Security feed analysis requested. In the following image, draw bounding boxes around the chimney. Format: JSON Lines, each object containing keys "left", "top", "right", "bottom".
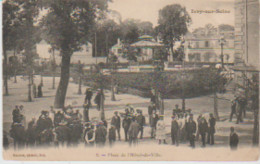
{"left": 117, "top": 38, "right": 121, "bottom": 45}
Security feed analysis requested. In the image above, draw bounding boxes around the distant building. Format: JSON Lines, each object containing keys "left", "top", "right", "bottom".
{"left": 184, "top": 25, "right": 235, "bottom": 63}
{"left": 111, "top": 38, "right": 123, "bottom": 56}
{"left": 36, "top": 40, "right": 102, "bottom": 65}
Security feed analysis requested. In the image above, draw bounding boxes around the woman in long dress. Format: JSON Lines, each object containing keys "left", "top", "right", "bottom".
{"left": 156, "top": 116, "right": 167, "bottom": 144}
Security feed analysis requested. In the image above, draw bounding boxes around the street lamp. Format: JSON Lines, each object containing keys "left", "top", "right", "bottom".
{"left": 181, "top": 35, "right": 186, "bottom": 111}
{"left": 218, "top": 36, "right": 226, "bottom": 68}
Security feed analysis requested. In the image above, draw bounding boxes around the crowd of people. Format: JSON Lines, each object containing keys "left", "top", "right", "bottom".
{"left": 3, "top": 88, "right": 239, "bottom": 151}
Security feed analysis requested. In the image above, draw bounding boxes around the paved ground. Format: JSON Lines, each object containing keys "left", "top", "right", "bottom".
{"left": 2, "top": 75, "right": 255, "bottom": 148}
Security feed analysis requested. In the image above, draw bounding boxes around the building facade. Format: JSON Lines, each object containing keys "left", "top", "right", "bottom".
{"left": 233, "top": 0, "right": 259, "bottom": 87}
{"left": 184, "top": 25, "right": 235, "bottom": 64}
{"left": 36, "top": 40, "right": 95, "bottom": 65}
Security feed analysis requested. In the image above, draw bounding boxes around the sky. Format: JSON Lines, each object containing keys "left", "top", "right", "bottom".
{"left": 108, "top": 0, "right": 235, "bottom": 31}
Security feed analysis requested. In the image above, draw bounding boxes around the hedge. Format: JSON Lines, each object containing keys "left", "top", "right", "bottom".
{"left": 72, "top": 67, "right": 226, "bottom": 99}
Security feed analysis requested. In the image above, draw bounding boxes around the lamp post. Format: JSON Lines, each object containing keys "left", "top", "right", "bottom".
{"left": 180, "top": 35, "right": 186, "bottom": 111}
{"left": 219, "top": 36, "right": 226, "bottom": 68}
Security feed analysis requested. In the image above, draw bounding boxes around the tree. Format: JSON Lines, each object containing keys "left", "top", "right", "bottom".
{"left": 108, "top": 53, "right": 118, "bottom": 101}
{"left": 4, "top": 0, "right": 41, "bottom": 101}
{"left": 137, "top": 21, "right": 154, "bottom": 36}
{"left": 122, "top": 46, "right": 139, "bottom": 62}
{"left": 153, "top": 48, "right": 169, "bottom": 61}
{"left": 156, "top": 4, "right": 191, "bottom": 60}
{"left": 92, "top": 19, "right": 122, "bottom": 58}
{"left": 77, "top": 60, "right": 84, "bottom": 95}
{"left": 40, "top": 0, "right": 109, "bottom": 108}
{"left": 3, "top": 0, "right": 22, "bottom": 95}
{"left": 20, "top": 0, "right": 40, "bottom": 102}
{"left": 121, "top": 19, "right": 140, "bottom": 44}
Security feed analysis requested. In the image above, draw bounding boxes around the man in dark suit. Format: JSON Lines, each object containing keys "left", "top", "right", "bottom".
{"left": 199, "top": 117, "right": 208, "bottom": 147}
{"left": 111, "top": 111, "right": 121, "bottom": 141}
{"left": 186, "top": 114, "right": 196, "bottom": 148}
{"left": 122, "top": 116, "right": 131, "bottom": 141}
{"left": 171, "top": 115, "right": 179, "bottom": 146}
{"left": 229, "top": 127, "right": 239, "bottom": 150}
{"left": 207, "top": 113, "right": 216, "bottom": 145}
{"left": 85, "top": 88, "right": 93, "bottom": 106}
{"left": 148, "top": 102, "right": 156, "bottom": 125}
{"left": 95, "top": 122, "right": 107, "bottom": 147}
{"left": 230, "top": 98, "right": 237, "bottom": 122}
{"left": 136, "top": 110, "right": 145, "bottom": 139}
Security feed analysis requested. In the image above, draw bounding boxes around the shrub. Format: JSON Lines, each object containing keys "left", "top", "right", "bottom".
{"left": 77, "top": 67, "right": 226, "bottom": 98}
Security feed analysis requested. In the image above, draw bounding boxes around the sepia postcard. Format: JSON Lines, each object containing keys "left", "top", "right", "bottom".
{"left": 2, "top": 0, "right": 259, "bottom": 162}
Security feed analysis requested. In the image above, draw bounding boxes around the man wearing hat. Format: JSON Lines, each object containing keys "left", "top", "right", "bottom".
{"left": 95, "top": 121, "right": 107, "bottom": 147}
{"left": 128, "top": 118, "right": 139, "bottom": 146}
{"left": 230, "top": 98, "right": 238, "bottom": 122}
{"left": 199, "top": 117, "right": 208, "bottom": 147}
{"left": 85, "top": 88, "right": 93, "bottom": 106}
{"left": 111, "top": 111, "right": 121, "bottom": 140}
{"left": 122, "top": 115, "right": 131, "bottom": 141}
{"left": 207, "top": 113, "right": 216, "bottom": 145}
{"left": 108, "top": 124, "right": 116, "bottom": 147}
{"left": 186, "top": 114, "right": 196, "bottom": 148}
{"left": 12, "top": 105, "right": 22, "bottom": 124}
{"left": 171, "top": 115, "right": 179, "bottom": 146}
{"left": 229, "top": 126, "right": 239, "bottom": 150}
{"left": 136, "top": 110, "right": 145, "bottom": 139}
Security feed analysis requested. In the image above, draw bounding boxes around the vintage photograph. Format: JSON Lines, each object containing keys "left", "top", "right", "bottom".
{"left": 2, "top": 0, "right": 259, "bottom": 161}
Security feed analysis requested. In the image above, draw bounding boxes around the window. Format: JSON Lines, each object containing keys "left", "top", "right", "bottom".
{"left": 118, "top": 48, "right": 122, "bottom": 53}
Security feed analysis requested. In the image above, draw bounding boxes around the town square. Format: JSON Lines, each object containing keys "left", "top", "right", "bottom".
{"left": 2, "top": 0, "right": 259, "bottom": 161}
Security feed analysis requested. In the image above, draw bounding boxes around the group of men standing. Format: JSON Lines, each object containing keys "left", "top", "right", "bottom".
{"left": 167, "top": 105, "right": 216, "bottom": 148}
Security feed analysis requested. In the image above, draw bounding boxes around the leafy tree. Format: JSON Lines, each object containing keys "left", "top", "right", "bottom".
{"left": 93, "top": 19, "right": 122, "bottom": 57}
{"left": 137, "top": 21, "right": 154, "bottom": 36}
{"left": 156, "top": 4, "right": 191, "bottom": 60}
{"left": 3, "top": 0, "right": 40, "bottom": 100}
{"left": 3, "top": 0, "right": 23, "bottom": 95}
{"left": 153, "top": 48, "right": 169, "bottom": 61}
{"left": 121, "top": 19, "right": 140, "bottom": 44}
{"left": 122, "top": 45, "right": 139, "bottom": 62}
{"left": 40, "top": 0, "right": 109, "bottom": 108}
{"left": 20, "top": 0, "right": 41, "bottom": 102}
